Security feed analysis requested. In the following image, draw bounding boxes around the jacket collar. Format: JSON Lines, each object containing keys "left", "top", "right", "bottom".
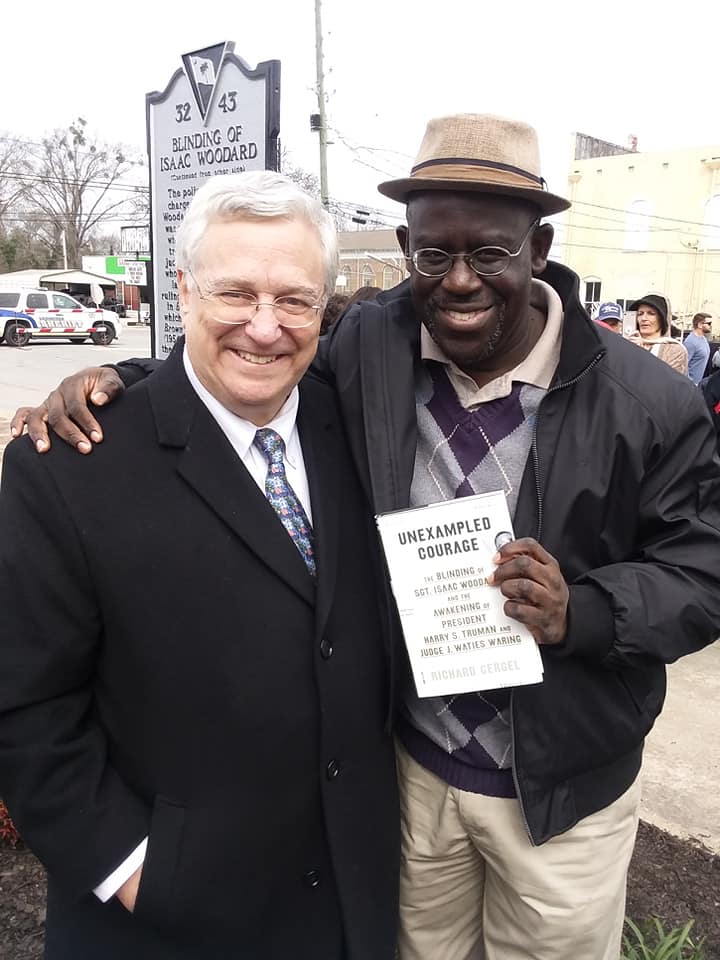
{"left": 539, "top": 261, "right": 606, "bottom": 384}
{"left": 375, "top": 264, "right": 605, "bottom": 384}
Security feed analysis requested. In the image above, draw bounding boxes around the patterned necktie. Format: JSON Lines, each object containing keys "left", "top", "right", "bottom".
{"left": 253, "top": 428, "right": 316, "bottom": 577}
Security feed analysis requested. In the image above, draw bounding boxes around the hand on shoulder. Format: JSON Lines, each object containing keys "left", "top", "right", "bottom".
{"left": 10, "top": 367, "right": 126, "bottom": 454}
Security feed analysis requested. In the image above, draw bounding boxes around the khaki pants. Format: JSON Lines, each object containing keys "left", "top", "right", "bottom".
{"left": 397, "top": 743, "right": 641, "bottom": 960}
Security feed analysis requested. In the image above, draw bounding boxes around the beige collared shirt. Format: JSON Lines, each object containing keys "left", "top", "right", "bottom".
{"left": 420, "top": 278, "right": 564, "bottom": 407}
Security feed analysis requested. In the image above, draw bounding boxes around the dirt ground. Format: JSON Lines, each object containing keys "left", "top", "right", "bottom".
{"left": 0, "top": 844, "right": 45, "bottom": 960}
{"left": 0, "top": 819, "right": 718, "bottom": 960}
{"left": 626, "top": 821, "right": 720, "bottom": 957}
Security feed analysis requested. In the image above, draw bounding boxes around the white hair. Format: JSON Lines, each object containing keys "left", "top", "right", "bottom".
{"left": 175, "top": 170, "right": 338, "bottom": 295}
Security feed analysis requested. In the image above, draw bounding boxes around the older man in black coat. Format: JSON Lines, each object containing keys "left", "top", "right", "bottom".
{"left": 0, "top": 172, "right": 399, "bottom": 959}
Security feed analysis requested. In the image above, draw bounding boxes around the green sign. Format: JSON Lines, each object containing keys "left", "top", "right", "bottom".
{"left": 105, "top": 256, "right": 126, "bottom": 275}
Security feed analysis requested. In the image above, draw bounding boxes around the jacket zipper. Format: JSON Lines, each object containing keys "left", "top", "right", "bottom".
{"left": 510, "top": 350, "right": 604, "bottom": 844}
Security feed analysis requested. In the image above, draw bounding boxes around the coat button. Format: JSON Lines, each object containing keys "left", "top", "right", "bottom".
{"left": 326, "top": 760, "right": 340, "bottom": 780}
{"left": 320, "top": 638, "right": 333, "bottom": 659}
{"left": 303, "top": 870, "right": 321, "bottom": 888}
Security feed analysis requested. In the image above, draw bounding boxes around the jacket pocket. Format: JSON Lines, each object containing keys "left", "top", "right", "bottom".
{"left": 133, "top": 795, "right": 185, "bottom": 930}
{"left": 616, "top": 664, "right": 664, "bottom": 720}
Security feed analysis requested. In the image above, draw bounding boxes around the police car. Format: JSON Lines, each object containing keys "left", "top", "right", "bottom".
{"left": 0, "top": 289, "right": 122, "bottom": 347}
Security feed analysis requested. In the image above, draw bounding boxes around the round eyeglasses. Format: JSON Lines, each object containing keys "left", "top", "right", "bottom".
{"left": 188, "top": 269, "right": 324, "bottom": 328}
{"left": 408, "top": 219, "right": 539, "bottom": 278}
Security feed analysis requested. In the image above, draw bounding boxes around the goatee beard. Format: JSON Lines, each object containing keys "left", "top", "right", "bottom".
{"left": 424, "top": 301, "right": 507, "bottom": 369}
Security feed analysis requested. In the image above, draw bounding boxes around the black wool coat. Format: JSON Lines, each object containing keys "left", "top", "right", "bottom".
{"left": 0, "top": 342, "right": 399, "bottom": 960}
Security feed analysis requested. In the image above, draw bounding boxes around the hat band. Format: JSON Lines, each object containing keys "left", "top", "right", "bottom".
{"left": 410, "top": 157, "right": 545, "bottom": 190}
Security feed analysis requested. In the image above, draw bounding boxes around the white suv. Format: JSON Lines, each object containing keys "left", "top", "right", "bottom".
{"left": 0, "top": 289, "right": 122, "bottom": 347}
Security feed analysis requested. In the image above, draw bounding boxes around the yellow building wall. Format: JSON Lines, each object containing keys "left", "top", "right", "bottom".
{"left": 562, "top": 142, "right": 720, "bottom": 331}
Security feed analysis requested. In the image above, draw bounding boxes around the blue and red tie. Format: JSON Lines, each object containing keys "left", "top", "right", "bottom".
{"left": 253, "top": 428, "right": 316, "bottom": 577}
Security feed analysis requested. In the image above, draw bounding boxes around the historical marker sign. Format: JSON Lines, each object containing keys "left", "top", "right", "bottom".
{"left": 147, "top": 42, "right": 280, "bottom": 358}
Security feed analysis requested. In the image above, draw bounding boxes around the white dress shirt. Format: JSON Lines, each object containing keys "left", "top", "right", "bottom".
{"left": 94, "top": 349, "right": 312, "bottom": 902}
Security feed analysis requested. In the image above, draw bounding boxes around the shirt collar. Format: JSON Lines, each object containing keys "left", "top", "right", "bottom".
{"left": 182, "top": 346, "right": 301, "bottom": 464}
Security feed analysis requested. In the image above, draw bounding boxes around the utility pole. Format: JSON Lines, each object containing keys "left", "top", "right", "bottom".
{"left": 314, "top": 0, "right": 329, "bottom": 209}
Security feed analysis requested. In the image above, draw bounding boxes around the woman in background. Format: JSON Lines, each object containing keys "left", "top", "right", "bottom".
{"left": 628, "top": 294, "right": 688, "bottom": 375}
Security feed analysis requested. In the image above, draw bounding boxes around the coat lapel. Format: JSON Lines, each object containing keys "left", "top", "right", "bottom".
{"left": 297, "top": 377, "right": 340, "bottom": 639}
{"left": 359, "top": 298, "right": 419, "bottom": 513}
{"left": 147, "top": 343, "right": 315, "bottom": 607}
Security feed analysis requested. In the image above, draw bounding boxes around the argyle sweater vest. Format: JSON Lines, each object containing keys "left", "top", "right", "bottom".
{"left": 397, "top": 361, "right": 545, "bottom": 796}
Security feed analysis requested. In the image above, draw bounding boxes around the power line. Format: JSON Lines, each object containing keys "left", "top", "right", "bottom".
{"left": 328, "top": 125, "right": 412, "bottom": 171}
{"left": 552, "top": 238, "right": 720, "bottom": 256}
{"left": 329, "top": 196, "right": 403, "bottom": 221}
{"left": 1, "top": 170, "right": 148, "bottom": 195}
{"left": 562, "top": 220, "right": 720, "bottom": 238}
{"left": 0, "top": 215, "right": 149, "bottom": 225}
{"left": 571, "top": 199, "right": 718, "bottom": 231}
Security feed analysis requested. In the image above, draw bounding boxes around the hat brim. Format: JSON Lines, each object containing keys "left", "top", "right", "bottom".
{"left": 377, "top": 177, "right": 571, "bottom": 216}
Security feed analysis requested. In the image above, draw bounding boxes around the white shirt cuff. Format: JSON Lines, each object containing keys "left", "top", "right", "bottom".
{"left": 93, "top": 837, "right": 148, "bottom": 902}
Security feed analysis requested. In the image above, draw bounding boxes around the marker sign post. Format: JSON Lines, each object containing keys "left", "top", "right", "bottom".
{"left": 147, "top": 42, "right": 280, "bottom": 358}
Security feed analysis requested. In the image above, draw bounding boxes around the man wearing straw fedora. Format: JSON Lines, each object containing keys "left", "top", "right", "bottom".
{"left": 11, "top": 114, "right": 720, "bottom": 960}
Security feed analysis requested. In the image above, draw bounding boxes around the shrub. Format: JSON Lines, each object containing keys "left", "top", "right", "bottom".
{"left": 622, "top": 917, "right": 706, "bottom": 960}
{"left": 0, "top": 798, "right": 21, "bottom": 848}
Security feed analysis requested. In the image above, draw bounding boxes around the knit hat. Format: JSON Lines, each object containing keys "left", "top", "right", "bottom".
{"left": 377, "top": 114, "right": 569, "bottom": 216}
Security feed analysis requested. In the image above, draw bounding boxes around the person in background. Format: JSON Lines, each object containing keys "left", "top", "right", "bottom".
{"left": 628, "top": 294, "right": 688, "bottom": 374}
{"left": 320, "top": 292, "right": 349, "bottom": 334}
{"left": 346, "top": 285, "right": 382, "bottom": 306}
{"left": 684, "top": 312, "right": 712, "bottom": 384}
{"left": 594, "top": 301, "right": 623, "bottom": 334}
{"left": 338, "top": 284, "right": 382, "bottom": 328}
{"left": 700, "top": 368, "right": 720, "bottom": 453}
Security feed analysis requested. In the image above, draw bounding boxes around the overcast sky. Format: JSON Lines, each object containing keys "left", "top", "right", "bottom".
{"left": 4, "top": 0, "right": 719, "bottom": 224}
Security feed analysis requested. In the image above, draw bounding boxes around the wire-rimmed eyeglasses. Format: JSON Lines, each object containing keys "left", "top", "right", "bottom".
{"left": 408, "top": 219, "right": 540, "bottom": 278}
{"left": 187, "top": 269, "right": 324, "bottom": 328}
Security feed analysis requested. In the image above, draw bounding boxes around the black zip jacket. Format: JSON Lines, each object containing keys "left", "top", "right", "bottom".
{"left": 315, "top": 261, "right": 720, "bottom": 843}
{"left": 117, "top": 261, "right": 720, "bottom": 843}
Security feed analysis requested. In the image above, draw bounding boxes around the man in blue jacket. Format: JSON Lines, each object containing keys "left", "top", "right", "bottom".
{"left": 11, "top": 114, "right": 720, "bottom": 960}
{"left": 684, "top": 312, "right": 712, "bottom": 383}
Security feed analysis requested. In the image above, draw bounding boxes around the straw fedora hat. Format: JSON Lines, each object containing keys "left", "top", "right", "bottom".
{"left": 378, "top": 113, "right": 570, "bottom": 216}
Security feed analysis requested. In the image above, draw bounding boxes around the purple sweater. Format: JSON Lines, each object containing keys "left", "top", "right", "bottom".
{"left": 398, "top": 362, "right": 544, "bottom": 796}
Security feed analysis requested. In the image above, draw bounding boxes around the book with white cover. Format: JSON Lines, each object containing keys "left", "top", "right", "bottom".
{"left": 376, "top": 490, "right": 544, "bottom": 698}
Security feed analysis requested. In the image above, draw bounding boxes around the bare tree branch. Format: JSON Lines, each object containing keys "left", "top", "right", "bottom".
{"left": 18, "top": 118, "right": 146, "bottom": 266}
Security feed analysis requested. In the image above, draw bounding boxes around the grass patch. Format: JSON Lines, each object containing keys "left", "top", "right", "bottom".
{"left": 622, "top": 917, "right": 706, "bottom": 959}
